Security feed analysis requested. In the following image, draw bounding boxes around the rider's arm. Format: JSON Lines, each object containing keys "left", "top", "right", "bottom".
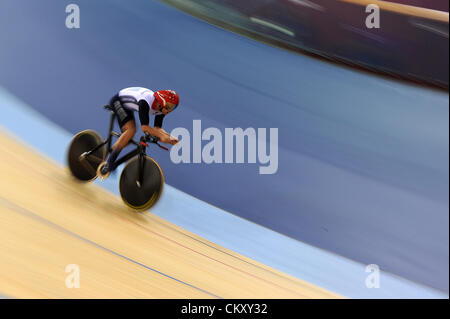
{"left": 138, "top": 100, "right": 150, "bottom": 126}
{"left": 138, "top": 101, "right": 178, "bottom": 145}
{"left": 154, "top": 114, "right": 165, "bottom": 128}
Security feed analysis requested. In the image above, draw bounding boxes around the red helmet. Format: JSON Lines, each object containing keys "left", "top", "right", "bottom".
{"left": 154, "top": 90, "right": 179, "bottom": 110}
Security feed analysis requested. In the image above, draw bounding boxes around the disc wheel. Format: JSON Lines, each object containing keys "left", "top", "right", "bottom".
{"left": 67, "top": 130, "right": 106, "bottom": 182}
{"left": 119, "top": 156, "right": 164, "bottom": 211}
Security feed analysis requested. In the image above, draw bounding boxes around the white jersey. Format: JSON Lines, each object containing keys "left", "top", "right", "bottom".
{"left": 118, "top": 87, "right": 161, "bottom": 115}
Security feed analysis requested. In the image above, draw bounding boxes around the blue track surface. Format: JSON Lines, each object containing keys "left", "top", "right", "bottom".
{"left": 0, "top": 0, "right": 448, "bottom": 292}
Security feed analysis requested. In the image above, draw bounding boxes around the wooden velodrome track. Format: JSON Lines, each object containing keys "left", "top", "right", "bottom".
{"left": 0, "top": 129, "right": 340, "bottom": 298}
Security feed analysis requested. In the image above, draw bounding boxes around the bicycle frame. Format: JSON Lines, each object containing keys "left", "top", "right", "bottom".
{"left": 82, "top": 107, "right": 152, "bottom": 185}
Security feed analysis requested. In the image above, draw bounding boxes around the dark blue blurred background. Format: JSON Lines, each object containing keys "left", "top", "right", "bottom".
{"left": 163, "top": 0, "right": 449, "bottom": 88}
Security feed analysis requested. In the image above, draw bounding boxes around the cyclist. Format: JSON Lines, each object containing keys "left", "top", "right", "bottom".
{"left": 99, "top": 87, "right": 179, "bottom": 177}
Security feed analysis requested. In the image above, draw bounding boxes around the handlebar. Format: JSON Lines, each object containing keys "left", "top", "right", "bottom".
{"left": 143, "top": 133, "right": 169, "bottom": 151}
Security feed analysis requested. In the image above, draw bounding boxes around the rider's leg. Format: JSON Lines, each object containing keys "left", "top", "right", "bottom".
{"left": 100, "top": 96, "right": 137, "bottom": 176}
{"left": 102, "top": 97, "right": 136, "bottom": 174}
{"left": 106, "top": 120, "right": 136, "bottom": 171}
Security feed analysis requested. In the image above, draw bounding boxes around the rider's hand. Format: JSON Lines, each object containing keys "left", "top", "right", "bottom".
{"left": 142, "top": 126, "right": 177, "bottom": 145}
{"left": 159, "top": 135, "right": 178, "bottom": 145}
{"left": 168, "top": 136, "right": 179, "bottom": 145}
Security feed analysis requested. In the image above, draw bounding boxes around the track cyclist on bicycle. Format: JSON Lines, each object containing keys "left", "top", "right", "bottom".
{"left": 99, "top": 87, "right": 179, "bottom": 177}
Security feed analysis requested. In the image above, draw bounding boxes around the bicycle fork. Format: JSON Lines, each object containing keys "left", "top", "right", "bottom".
{"left": 137, "top": 149, "right": 145, "bottom": 188}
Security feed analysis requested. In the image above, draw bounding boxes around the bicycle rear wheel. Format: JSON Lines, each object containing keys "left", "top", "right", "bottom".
{"left": 119, "top": 156, "right": 164, "bottom": 211}
{"left": 67, "top": 130, "right": 106, "bottom": 182}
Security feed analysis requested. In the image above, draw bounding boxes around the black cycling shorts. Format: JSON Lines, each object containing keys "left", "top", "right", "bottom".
{"left": 109, "top": 94, "right": 135, "bottom": 128}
